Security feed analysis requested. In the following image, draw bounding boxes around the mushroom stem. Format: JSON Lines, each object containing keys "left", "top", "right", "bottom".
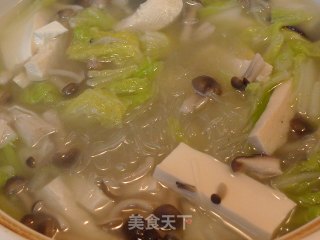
{"left": 231, "top": 155, "right": 283, "bottom": 179}
{"left": 180, "top": 1, "right": 202, "bottom": 42}
{"left": 242, "top": 53, "right": 266, "bottom": 82}
{"left": 180, "top": 93, "right": 209, "bottom": 114}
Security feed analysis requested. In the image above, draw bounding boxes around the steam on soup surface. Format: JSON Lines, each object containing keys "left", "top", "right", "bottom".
{"left": 1, "top": 0, "right": 320, "bottom": 239}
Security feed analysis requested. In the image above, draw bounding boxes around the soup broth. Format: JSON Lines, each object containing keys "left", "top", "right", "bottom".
{"left": 1, "top": 0, "right": 320, "bottom": 239}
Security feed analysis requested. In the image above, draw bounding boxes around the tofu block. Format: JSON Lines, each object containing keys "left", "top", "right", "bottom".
{"left": 153, "top": 143, "right": 296, "bottom": 240}
{"left": 12, "top": 71, "right": 31, "bottom": 88}
{"left": 33, "top": 21, "right": 68, "bottom": 45}
{"left": 24, "top": 40, "right": 59, "bottom": 81}
{"left": 249, "top": 81, "right": 295, "bottom": 154}
{"left": 24, "top": 51, "right": 51, "bottom": 81}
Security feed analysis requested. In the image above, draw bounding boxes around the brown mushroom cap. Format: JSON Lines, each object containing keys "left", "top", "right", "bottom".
{"left": 4, "top": 176, "right": 28, "bottom": 195}
{"left": 53, "top": 147, "right": 79, "bottom": 168}
{"left": 62, "top": 83, "right": 79, "bottom": 97}
{"left": 290, "top": 115, "right": 315, "bottom": 137}
{"left": 21, "top": 212, "right": 59, "bottom": 238}
{"left": 192, "top": 75, "right": 222, "bottom": 97}
{"left": 153, "top": 204, "right": 183, "bottom": 230}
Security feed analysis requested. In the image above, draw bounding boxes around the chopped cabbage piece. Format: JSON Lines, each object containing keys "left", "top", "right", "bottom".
{"left": 20, "top": 82, "right": 62, "bottom": 105}
{"left": 105, "top": 77, "right": 150, "bottom": 95}
{"left": 62, "top": 89, "right": 127, "bottom": 127}
{"left": 87, "top": 65, "right": 139, "bottom": 87}
{"left": 67, "top": 28, "right": 143, "bottom": 66}
{"left": 271, "top": 9, "right": 312, "bottom": 26}
{"left": 272, "top": 152, "right": 320, "bottom": 231}
{"left": 0, "top": 144, "right": 25, "bottom": 185}
{"left": 70, "top": 7, "right": 115, "bottom": 30}
{"left": 0, "top": 166, "right": 15, "bottom": 188}
{"left": 199, "top": 0, "right": 238, "bottom": 18}
{"left": 140, "top": 31, "right": 170, "bottom": 59}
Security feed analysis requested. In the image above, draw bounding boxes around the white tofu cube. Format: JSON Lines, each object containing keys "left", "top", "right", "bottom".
{"left": 24, "top": 50, "right": 52, "bottom": 81}
{"left": 33, "top": 21, "right": 68, "bottom": 46}
{"left": 153, "top": 143, "right": 296, "bottom": 240}
{"left": 249, "top": 81, "right": 295, "bottom": 154}
{"left": 12, "top": 71, "right": 31, "bottom": 88}
{"left": 24, "top": 40, "right": 59, "bottom": 81}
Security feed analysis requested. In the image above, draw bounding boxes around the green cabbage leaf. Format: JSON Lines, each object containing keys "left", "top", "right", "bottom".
{"left": 20, "top": 82, "right": 61, "bottom": 106}
{"left": 272, "top": 152, "right": 320, "bottom": 231}
{"left": 62, "top": 88, "right": 127, "bottom": 127}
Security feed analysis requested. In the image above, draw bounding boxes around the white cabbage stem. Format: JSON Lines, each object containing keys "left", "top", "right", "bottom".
{"left": 115, "top": 0, "right": 183, "bottom": 31}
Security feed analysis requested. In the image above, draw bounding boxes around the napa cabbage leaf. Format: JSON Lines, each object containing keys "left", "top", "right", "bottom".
{"left": 65, "top": 7, "right": 169, "bottom": 126}
{"left": 272, "top": 152, "right": 320, "bottom": 231}
{"left": 20, "top": 82, "right": 62, "bottom": 106}
{"left": 62, "top": 88, "right": 127, "bottom": 127}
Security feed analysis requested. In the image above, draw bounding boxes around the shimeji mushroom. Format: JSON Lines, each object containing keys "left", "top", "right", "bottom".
{"left": 180, "top": 75, "right": 222, "bottom": 114}
{"left": 4, "top": 176, "right": 33, "bottom": 210}
{"left": 231, "top": 155, "right": 283, "bottom": 179}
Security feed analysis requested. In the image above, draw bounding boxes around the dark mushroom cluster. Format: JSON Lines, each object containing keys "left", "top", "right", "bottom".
{"left": 3, "top": 176, "right": 61, "bottom": 238}
{"left": 24, "top": 147, "right": 81, "bottom": 169}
